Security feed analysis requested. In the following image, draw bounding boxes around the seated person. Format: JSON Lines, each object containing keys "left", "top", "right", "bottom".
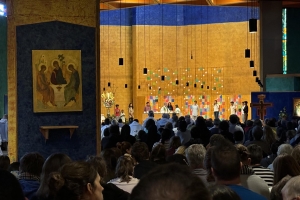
{"left": 18, "top": 152, "right": 45, "bottom": 200}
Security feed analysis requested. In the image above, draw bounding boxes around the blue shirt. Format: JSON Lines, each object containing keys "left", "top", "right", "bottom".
{"left": 228, "top": 184, "right": 267, "bottom": 200}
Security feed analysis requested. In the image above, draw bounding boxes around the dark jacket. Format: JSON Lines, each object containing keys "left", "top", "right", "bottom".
{"left": 134, "top": 160, "right": 158, "bottom": 179}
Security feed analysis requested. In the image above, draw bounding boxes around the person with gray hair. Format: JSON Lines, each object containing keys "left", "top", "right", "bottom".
{"left": 185, "top": 144, "right": 208, "bottom": 186}
{"left": 281, "top": 175, "right": 300, "bottom": 200}
{"left": 157, "top": 113, "right": 170, "bottom": 128}
{"left": 268, "top": 143, "right": 293, "bottom": 171}
{"left": 142, "top": 110, "right": 157, "bottom": 128}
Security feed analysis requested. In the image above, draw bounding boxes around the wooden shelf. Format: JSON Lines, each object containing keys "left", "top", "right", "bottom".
{"left": 39, "top": 126, "right": 79, "bottom": 142}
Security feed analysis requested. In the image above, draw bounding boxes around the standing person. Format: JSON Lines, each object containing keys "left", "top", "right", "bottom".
{"left": 213, "top": 100, "right": 220, "bottom": 119}
{"left": 115, "top": 104, "right": 121, "bottom": 119}
{"left": 144, "top": 102, "right": 151, "bottom": 113}
{"left": 230, "top": 101, "right": 237, "bottom": 115}
{"left": 190, "top": 101, "right": 199, "bottom": 121}
{"left": 120, "top": 110, "right": 125, "bottom": 123}
{"left": 174, "top": 105, "right": 181, "bottom": 116}
{"left": 167, "top": 102, "right": 174, "bottom": 112}
{"left": 128, "top": 103, "right": 134, "bottom": 121}
{"left": 160, "top": 102, "right": 169, "bottom": 113}
{"left": 0, "top": 114, "right": 8, "bottom": 151}
{"left": 242, "top": 101, "right": 249, "bottom": 124}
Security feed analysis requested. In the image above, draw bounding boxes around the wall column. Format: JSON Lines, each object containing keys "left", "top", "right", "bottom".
{"left": 260, "top": 1, "right": 283, "bottom": 91}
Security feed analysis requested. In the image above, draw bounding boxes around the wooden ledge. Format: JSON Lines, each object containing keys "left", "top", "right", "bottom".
{"left": 39, "top": 126, "right": 79, "bottom": 142}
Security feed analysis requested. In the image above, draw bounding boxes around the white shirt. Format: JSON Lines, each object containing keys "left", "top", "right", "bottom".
{"left": 214, "top": 104, "right": 219, "bottom": 112}
{"left": 160, "top": 106, "right": 169, "bottom": 113}
{"left": 242, "top": 105, "right": 245, "bottom": 114}
{"left": 108, "top": 176, "right": 139, "bottom": 193}
{"left": 0, "top": 119, "right": 8, "bottom": 142}
{"left": 175, "top": 107, "right": 181, "bottom": 114}
{"left": 101, "top": 124, "right": 110, "bottom": 138}
{"left": 191, "top": 104, "right": 199, "bottom": 116}
{"left": 230, "top": 105, "right": 236, "bottom": 115}
{"left": 129, "top": 121, "right": 142, "bottom": 136}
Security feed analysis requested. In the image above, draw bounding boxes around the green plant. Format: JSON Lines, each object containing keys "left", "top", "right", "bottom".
{"left": 279, "top": 107, "right": 288, "bottom": 119}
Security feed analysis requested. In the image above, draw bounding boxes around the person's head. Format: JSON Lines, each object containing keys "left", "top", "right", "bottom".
{"left": 164, "top": 102, "right": 167, "bottom": 107}
{"left": 194, "top": 100, "right": 197, "bottom": 105}
{"left": 86, "top": 155, "right": 107, "bottom": 183}
{"left": 109, "top": 124, "right": 120, "bottom": 136}
{"left": 244, "top": 101, "right": 248, "bottom": 105}
{"left": 162, "top": 113, "right": 168, "bottom": 119}
{"left": 252, "top": 125, "right": 263, "bottom": 141}
{"left": 100, "top": 148, "right": 122, "bottom": 176}
{"left": 209, "top": 134, "right": 225, "bottom": 147}
{"left": 271, "top": 175, "right": 291, "bottom": 200}
{"left": 118, "top": 118, "right": 123, "bottom": 124}
{"left": 233, "top": 131, "right": 244, "bottom": 143}
{"left": 104, "top": 118, "right": 110, "bottom": 125}
{"left": 175, "top": 105, "right": 179, "bottom": 108}
{"left": 115, "top": 156, "right": 135, "bottom": 183}
{"left": 273, "top": 154, "right": 300, "bottom": 185}
{"left": 115, "top": 104, "right": 119, "bottom": 108}
{"left": 0, "top": 156, "right": 10, "bottom": 171}
{"left": 8, "top": 162, "right": 20, "bottom": 172}
{"left": 230, "top": 101, "right": 234, "bottom": 105}
{"left": 169, "top": 136, "right": 181, "bottom": 149}
{"left": 190, "top": 126, "right": 200, "bottom": 139}
{"left": 0, "top": 169, "right": 25, "bottom": 200}
{"left": 292, "top": 145, "right": 300, "bottom": 166}
{"left": 263, "top": 125, "right": 275, "bottom": 140}
{"left": 214, "top": 100, "right": 217, "bottom": 104}
{"left": 131, "top": 142, "right": 149, "bottom": 162}
{"left": 247, "top": 144, "right": 263, "bottom": 165}
{"left": 129, "top": 103, "right": 133, "bottom": 108}
{"left": 219, "top": 120, "right": 229, "bottom": 132}
{"left": 246, "top": 120, "right": 253, "bottom": 127}
{"left": 2, "top": 114, "right": 7, "bottom": 119}
{"left": 235, "top": 144, "right": 250, "bottom": 165}
{"left": 48, "top": 161, "right": 103, "bottom": 200}
{"left": 129, "top": 163, "right": 210, "bottom": 200}
{"left": 253, "top": 119, "right": 262, "bottom": 127}
{"left": 167, "top": 102, "right": 171, "bottom": 106}
{"left": 36, "top": 153, "right": 72, "bottom": 199}
{"left": 184, "top": 115, "right": 191, "bottom": 124}
{"left": 145, "top": 119, "right": 155, "bottom": 131}
{"left": 229, "top": 114, "right": 239, "bottom": 124}
{"left": 164, "top": 122, "right": 173, "bottom": 131}
{"left": 277, "top": 144, "right": 293, "bottom": 156}
{"left": 120, "top": 124, "right": 130, "bottom": 138}
{"left": 213, "top": 118, "right": 221, "bottom": 126}
{"left": 185, "top": 144, "right": 206, "bottom": 169}
{"left": 150, "top": 143, "right": 166, "bottom": 163}
{"left": 208, "top": 184, "right": 241, "bottom": 200}
{"left": 281, "top": 175, "right": 300, "bottom": 200}
{"left": 211, "top": 141, "right": 241, "bottom": 182}
{"left": 161, "top": 128, "right": 172, "bottom": 144}
{"left": 19, "top": 152, "right": 44, "bottom": 177}
{"left": 178, "top": 120, "right": 187, "bottom": 132}
{"left": 116, "top": 141, "right": 132, "bottom": 155}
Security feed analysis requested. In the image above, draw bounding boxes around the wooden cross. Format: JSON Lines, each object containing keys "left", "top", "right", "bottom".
{"left": 250, "top": 94, "right": 273, "bottom": 120}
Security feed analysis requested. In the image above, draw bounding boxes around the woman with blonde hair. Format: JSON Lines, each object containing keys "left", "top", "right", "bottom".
{"left": 108, "top": 156, "right": 139, "bottom": 193}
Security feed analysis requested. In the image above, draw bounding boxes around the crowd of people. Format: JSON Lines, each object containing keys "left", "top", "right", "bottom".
{"left": 2, "top": 112, "right": 300, "bottom": 200}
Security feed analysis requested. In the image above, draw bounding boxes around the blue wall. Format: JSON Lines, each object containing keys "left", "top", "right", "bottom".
{"left": 251, "top": 92, "right": 300, "bottom": 120}
{"left": 100, "top": 5, "right": 259, "bottom": 26}
{"left": 16, "top": 21, "right": 96, "bottom": 160}
{"left": 0, "top": 16, "right": 7, "bottom": 116}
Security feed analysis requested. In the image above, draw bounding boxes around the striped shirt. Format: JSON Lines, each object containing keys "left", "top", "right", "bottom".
{"left": 251, "top": 166, "right": 274, "bottom": 187}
